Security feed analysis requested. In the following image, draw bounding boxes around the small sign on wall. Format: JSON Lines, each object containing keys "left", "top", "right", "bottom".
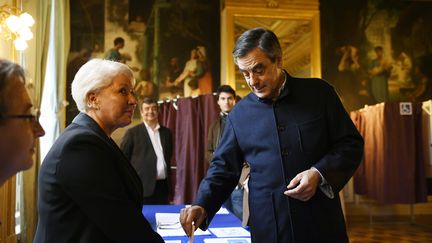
{"left": 399, "top": 102, "right": 412, "bottom": 115}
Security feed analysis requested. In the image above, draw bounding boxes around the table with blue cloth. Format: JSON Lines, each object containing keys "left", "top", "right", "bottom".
{"left": 142, "top": 204, "right": 250, "bottom": 242}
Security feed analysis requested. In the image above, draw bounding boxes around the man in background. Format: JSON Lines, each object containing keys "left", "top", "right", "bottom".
{"left": 0, "top": 59, "right": 45, "bottom": 186}
{"left": 121, "top": 97, "right": 173, "bottom": 204}
{"left": 206, "top": 85, "right": 249, "bottom": 225}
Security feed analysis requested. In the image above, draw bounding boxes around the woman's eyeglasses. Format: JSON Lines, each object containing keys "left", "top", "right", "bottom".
{"left": 0, "top": 108, "right": 40, "bottom": 123}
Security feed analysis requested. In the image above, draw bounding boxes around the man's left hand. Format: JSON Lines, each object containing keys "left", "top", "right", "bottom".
{"left": 284, "top": 168, "right": 321, "bottom": 201}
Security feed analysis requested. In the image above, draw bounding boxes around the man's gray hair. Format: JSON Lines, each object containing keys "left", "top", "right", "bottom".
{"left": 232, "top": 27, "right": 282, "bottom": 64}
{"left": 71, "top": 59, "right": 134, "bottom": 112}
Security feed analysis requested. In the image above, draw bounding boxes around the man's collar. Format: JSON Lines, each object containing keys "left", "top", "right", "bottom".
{"left": 277, "top": 70, "right": 290, "bottom": 100}
{"left": 143, "top": 120, "right": 160, "bottom": 131}
{"left": 256, "top": 69, "right": 290, "bottom": 103}
{"left": 220, "top": 111, "right": 229, "bottom": 117}
{"left": 276, "top": 70, "right": 287, "bottom": 98}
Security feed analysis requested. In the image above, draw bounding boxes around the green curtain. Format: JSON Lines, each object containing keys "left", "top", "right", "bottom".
{"left": 20, "top": 0, "right": 70, "bottom": 242}
{"left": 20, "top": 0, "right": 51, "bottom": 242}
{"left": 53, "top": 0, "right": 70, "bottom": 129}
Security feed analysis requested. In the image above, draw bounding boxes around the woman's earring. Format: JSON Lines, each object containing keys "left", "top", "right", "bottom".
{"left": 87, "top": 102, "right": 98, "bottom": 110}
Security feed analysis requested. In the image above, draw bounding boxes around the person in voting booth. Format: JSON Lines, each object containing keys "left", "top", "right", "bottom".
{"left": 121, "top": 97, "right": 173, "bottom": 205}
{"left": 34, "top": 59, "right": 163, "bottom": 243}
{"left": 0, "top": 59, "right": 45, "bottom": 186}
{"left": 180, "top": 27, "right": 364, "bottom": 242}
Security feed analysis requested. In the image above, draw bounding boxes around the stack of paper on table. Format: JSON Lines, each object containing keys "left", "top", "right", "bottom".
{"left": 155, "top": 213, "right": 211, "bottom": 237}
{"left": 215, "top": 207, "right": 230, "bottom": 214}
{"left": 184, "top": 205, "right": 230, "bottom": 215}
{"left": 208, "top": 227, "right": 250, "bottom": 238}
{"left": 204, "top": 238, "right": 251, "bottom": 243}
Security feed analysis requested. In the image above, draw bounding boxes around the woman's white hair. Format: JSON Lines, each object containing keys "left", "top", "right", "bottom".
{"left": 71, "top": 59, "right": 135, "bottom": 112}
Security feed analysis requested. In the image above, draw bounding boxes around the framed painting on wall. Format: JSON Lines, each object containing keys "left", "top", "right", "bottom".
{"left": 67, "top": 0, "right": 105, "bottom": 125}
{"left": 321, "top": 0, "right": 432, "bottom": 112}
{"left": 67, "top": 0, "right": 221, "bottom": 125}
{"left": 144, "top": 0, "right": 221, "bottom": 101}
{"left": 220, "top": 2, "right": 322, "bottom": 98}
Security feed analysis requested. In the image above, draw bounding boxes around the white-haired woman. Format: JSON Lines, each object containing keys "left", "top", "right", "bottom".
{"left": 34, "top": 59, "right": 164, "bottom": 243}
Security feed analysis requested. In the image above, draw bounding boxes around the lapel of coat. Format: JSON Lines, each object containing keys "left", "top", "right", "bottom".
{"left": 139, "top": 123, "right": 157, "bottom": 157}
{"left": 140, "top": 123, "right": 166, "bottom": 157}
{"left": 214, "top": 117, "right": 222, "bottom": 146}
{"left": 142, "top": 124, "right": 171, "bottom": 176}
{"left": 159, "top": 127, "right": 171, "bottom": 164}
{"left": 139, "top": 123, "right": 151, "bottom": 143}
{"left": 159, "top": 127, "right": 166, "bottom": 150}
{"left": 73, "top": 113, "right": 144, "bottom": 204}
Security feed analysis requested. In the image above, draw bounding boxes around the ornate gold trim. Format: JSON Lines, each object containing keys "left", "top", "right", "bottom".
{"left": 221, "top": 3, "right": 321, "bottom": 95}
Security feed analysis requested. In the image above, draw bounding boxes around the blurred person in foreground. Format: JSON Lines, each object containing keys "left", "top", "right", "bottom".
{"left": 34, "top": 59, "right": 163, "bottom": 243}
{"left": 0, "top": 59, "right": 45, "bottom": 186}
{"left": 180, "top": 27, "right": 364, "bottom": 242}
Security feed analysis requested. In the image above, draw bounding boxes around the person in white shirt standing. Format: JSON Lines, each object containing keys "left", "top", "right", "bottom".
{"left": 121, "top": 97, "right": 173, "bottom": 204}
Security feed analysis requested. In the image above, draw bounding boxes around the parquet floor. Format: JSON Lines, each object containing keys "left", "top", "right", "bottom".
{"left": 347, "top": 215, "right": 432, "bottom": 242}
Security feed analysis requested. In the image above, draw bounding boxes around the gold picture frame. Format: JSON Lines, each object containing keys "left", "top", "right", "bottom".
{"left": 221, "top": 2, "right": 321, "bottom": 97}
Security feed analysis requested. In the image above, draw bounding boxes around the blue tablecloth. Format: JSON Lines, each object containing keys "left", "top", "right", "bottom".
{"left": 142, "top": 204, "right": 249, "bottom": 242}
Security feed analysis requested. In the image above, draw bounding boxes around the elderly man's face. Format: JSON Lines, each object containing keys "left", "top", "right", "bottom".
{"left": 237, "top": 48, "right": 283, "bottom": 100}
{"left": 0, "top": 76, "right": 45, "bottom": 175}
{"left": 141, "top": 102, "right": 158, "bottom": 124}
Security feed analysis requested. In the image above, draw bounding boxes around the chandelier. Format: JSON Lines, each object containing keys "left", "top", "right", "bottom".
{"left": 0, "top": 4, "right": 34, "bottom": 51}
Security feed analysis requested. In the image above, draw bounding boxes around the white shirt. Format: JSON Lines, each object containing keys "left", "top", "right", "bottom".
{"left": 144, "top": 122, "right": 167, "bottom": 180}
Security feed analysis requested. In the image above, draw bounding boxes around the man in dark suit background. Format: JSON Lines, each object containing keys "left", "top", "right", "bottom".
{"left": 206, "top": 85, "right": 237, "bottom": 162}
{"left": 121, "top": 97, "right": 173, "bottom": 204}
{"left": 206, "top": 85, "right": 250, "bottom": 226}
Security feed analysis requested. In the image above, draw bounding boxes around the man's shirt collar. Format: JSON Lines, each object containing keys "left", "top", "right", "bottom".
{"left": 143, "top": 121, "right": 160, "bottom": 131}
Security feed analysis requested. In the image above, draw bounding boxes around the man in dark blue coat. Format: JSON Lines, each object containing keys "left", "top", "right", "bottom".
{"left": 180, "top": 27, "right": 364, "bottom": 242}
